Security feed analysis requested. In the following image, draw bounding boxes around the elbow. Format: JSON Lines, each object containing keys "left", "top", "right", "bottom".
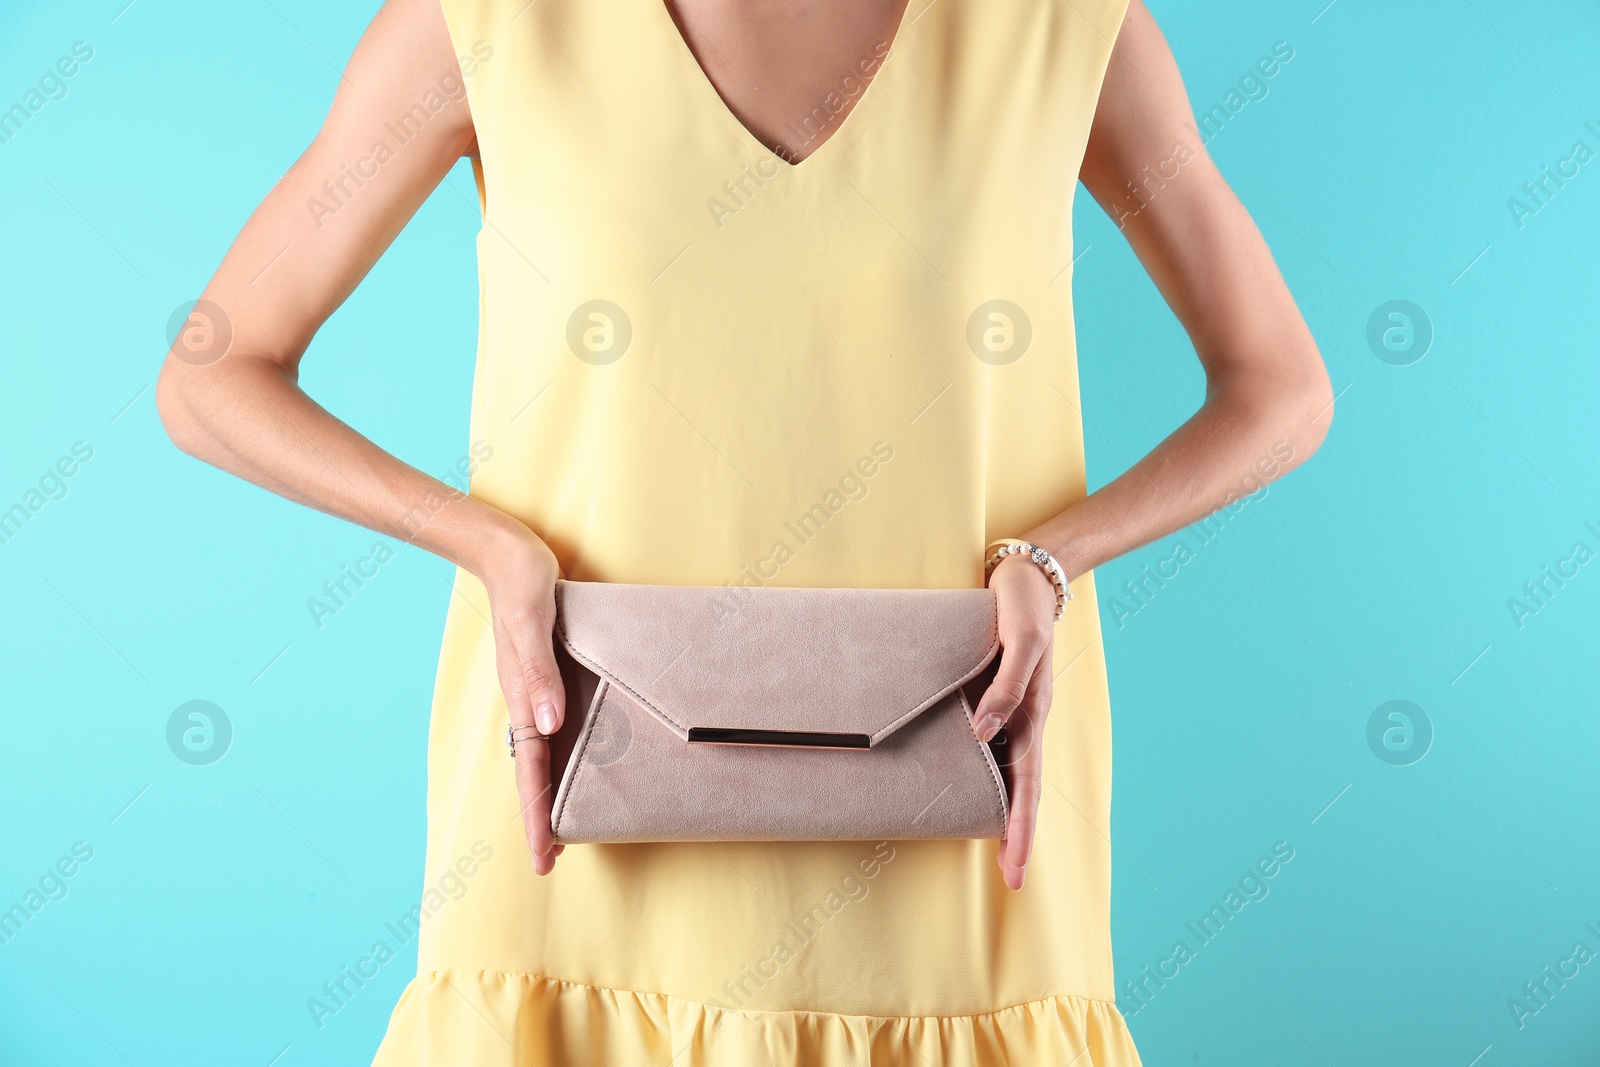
{"left": 1276, "top": 343, "right": 1334, "bottom": 471}
{"left": 155, "top": 358, "right": 211, "bottom": 460}
{"left": 1292, "top": 358, "right": 1331, "bottom": 460}
{"left": 1222, "top": 341, "right": 1333, "bottom": 475}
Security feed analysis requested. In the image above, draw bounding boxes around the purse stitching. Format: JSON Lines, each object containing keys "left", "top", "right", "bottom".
{"left": 959, "top": 686, "right": 1011, "bottom": 838}
{"left": 553, "top": 585, "right": 693, "bottom": 735}
{"left": 977, "top": 593, "right": 1009, "bottom": 835}
{"left": 555, "top": 616, "right": 693, "bottom": 735}
{"left": 551, "top": 679, "right": 608, "bottom": 839}
{"left": 868, "top": 593, "right": 1000, "bottom": 745}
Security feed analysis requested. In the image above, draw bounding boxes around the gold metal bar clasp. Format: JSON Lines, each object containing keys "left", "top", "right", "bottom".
{"left": 686, "top": 727, "right": 871, "bottom": 749}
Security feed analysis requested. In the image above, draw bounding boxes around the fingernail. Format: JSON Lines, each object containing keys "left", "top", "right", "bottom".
{"left": 975, "top": 713, "right": 1004, "bottom": 742}
{"left": 535, "top": 701, "right": 556, "bottom": 734}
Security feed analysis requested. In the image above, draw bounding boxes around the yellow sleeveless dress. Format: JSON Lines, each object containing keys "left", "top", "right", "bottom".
{"left": 375, "top": 0, "right": 1139, "bottom": 1062}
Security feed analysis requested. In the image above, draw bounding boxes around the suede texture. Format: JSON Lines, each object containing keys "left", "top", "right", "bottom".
{"left": 547, "top": 581, "right": 1008, "bottom": 842}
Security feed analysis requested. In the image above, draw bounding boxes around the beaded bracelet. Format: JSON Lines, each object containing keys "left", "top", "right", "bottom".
{"left": 983, "top": 539, "right": 1072, "bottom": 622}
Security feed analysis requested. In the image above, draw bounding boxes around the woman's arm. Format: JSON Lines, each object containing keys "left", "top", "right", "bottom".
{"left": 156, "top": 0, "right": 569, "bottom": 874}
{"left": 978, "top": 0, "right": 1333, "bottom": 889}
{"left": 1040, "top": 0, "right": 1333, "bottom": 574}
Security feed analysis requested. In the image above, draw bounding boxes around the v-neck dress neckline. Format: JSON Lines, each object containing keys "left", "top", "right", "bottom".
{"left": 647, "top": 0, "right": 917, "bottom": 169}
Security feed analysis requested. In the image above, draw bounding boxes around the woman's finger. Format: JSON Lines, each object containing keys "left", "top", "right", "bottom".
{"left": 506, "top": 604, "right": 566, "bottom": 737}
{"left": 494, "top": 602, "right": 566, "bottom": 873}
{"left": 997, "top": 665, "right": 1050, "bottom": 890}
{"left": 514, "top": 736, "right": 558, "bottom": 875}
{"left": 973, "top": 627, "right": 1047, "bottom": 742}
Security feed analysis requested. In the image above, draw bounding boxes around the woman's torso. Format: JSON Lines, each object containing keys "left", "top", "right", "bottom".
{"left": 419, "top": 0, "right": 1130, "bottom": 1019}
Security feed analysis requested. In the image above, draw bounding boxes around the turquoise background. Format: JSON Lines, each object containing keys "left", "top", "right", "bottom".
{"left": 2, "top": 1, "right": 1598, "bottom": 1064}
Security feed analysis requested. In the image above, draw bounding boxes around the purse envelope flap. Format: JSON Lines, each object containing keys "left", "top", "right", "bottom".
{"left": 553, "top": 580, "right": 999, "bottom": 745}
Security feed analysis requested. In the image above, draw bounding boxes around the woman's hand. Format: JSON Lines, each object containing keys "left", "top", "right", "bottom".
{"left": 479, "top": 532, "right": 568, "bottom": 876}
{"left": 973, "top": 554, "right": 1061, "bottom": 891}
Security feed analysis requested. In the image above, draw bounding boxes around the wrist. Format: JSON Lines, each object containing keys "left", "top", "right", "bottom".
{"left": 1019, "top": 528, "right": 1087, "bottom": 584}
{"left": 1033, "top": 539, "right": 1082, "bottom": 584}
{"left": 469, "top": 511, "right": 557, "bottom": 589}
{"left": 988, "top": 552, "right": 1051, "bottom": 591}
{"left": 984, "top": 538, "right": 1072, "bottom": 621}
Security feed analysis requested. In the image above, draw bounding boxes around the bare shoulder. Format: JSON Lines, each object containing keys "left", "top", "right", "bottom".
{"left": 324, "top": 0, "right": 478, "bottom": 160}
{"left": 1081, "top": 2, "right": 1195, "bottom": 188}
{"left": 155, "top": 0, "right": 485, "bottom": 380}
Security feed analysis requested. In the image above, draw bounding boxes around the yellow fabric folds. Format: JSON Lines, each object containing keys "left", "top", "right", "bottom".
{"left": 380, "top": 970, "right": 1141, "bottom": 1066}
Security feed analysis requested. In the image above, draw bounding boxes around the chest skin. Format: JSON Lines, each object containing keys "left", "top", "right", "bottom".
{"left": 662, "top": 0, "right": 912, "bottom": 163}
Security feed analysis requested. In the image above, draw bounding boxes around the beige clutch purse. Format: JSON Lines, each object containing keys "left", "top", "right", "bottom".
{"left": 547, "top": 579, "right": 1011, "bottom": 843}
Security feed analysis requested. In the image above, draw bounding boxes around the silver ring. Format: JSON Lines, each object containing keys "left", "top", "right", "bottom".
{"left": 506, "top": 724, "right": 553, "bottom": 756}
